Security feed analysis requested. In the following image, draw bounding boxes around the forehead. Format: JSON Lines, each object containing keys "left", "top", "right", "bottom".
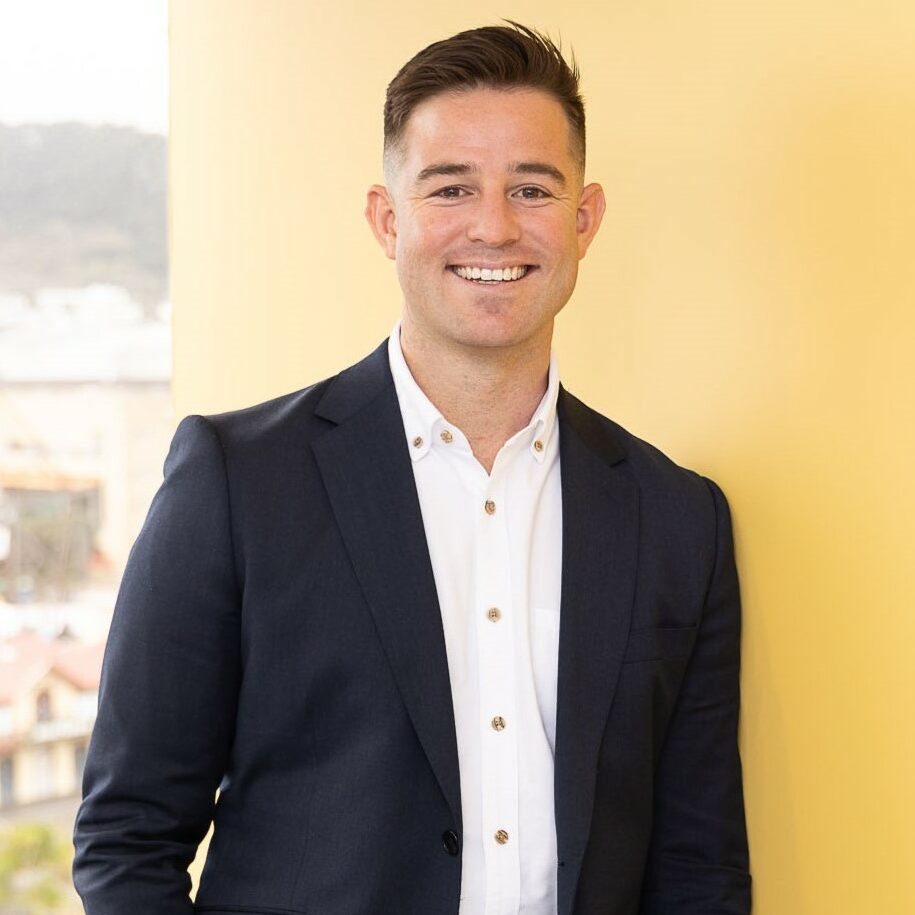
{"left": 399, "top": 87, "right": 576, "bottom": 169}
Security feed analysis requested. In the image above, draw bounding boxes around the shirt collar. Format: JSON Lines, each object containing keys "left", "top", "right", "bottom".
{"left": 388, "top": 321, "right": 443, "bottom": 461}
{"left": 387, "top": 320, "right": 560, "bottom": 464}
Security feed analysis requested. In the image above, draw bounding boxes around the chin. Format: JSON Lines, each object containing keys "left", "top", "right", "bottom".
{"left": 448, "top": 320, "right": 542, "bottom": 352}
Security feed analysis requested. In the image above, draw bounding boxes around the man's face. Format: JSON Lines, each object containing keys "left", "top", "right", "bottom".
{"left": 366, "top": 87, "right": 605, "bottom": 353}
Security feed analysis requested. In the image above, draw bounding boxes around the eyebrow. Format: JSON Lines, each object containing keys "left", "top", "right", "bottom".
{"left": 415, "top": 162, "right": 474, "bottom": 182}
{"left": 414, "top": 160, "right": 567, "bottom": 188}
{"left": 511, "top": 161, "right": 568, "bottom": 187}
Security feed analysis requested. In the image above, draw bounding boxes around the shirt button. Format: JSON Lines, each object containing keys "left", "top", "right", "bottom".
{"left": 494, "top": 829, "right": 509, "bottom": 845}
{"left": 533, "top": 439, "right": 544, "bottom": 452}
{"left": 491, "top": 716, "right": 506, "bottom": 731}
{"left": 412, "top": 436, "right": 423, "bottom": 448}
{"left": 440, "top": 429, "right": 454, "bottom": 443}
{"left": 486, "top": 607, "right": 501, "bottom": 622}
{"left": 442, "top": 829, "right": 460, "bottom": 856}
{"left": 484, "top": 499, "right": 496, "bottom": 515}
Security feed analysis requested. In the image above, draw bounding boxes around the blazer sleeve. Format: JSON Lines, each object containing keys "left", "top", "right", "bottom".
{"left": 639, "top": 476, "right": 752, "bottom": 914}
{"left": 73, "top": 415, "right": 242, "bottom": 914}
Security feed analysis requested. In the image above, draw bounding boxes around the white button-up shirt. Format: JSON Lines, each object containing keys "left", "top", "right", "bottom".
{"left": 388, "top": 322, "right": 562, "bottom": 915}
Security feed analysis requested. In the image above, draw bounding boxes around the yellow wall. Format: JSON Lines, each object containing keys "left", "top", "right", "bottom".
{"left": 170, "top": 3, "right": 915, "bottom": 912}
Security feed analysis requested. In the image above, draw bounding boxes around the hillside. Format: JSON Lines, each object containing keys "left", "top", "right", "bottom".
{"left": 0, "top": 122, "right": 167, "bottom": 314}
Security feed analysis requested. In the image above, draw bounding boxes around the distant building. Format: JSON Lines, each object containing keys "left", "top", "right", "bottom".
{"left": 0, "top": 468, "right": 102, "bottom": 604}
{"left": 0, "top": 284, "right": 174, "bottom": 602}
{"left": 0, "top": 630, "right": 103, "bottom": 807}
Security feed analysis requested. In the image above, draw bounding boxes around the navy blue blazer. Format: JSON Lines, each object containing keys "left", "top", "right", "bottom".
{"left": 73, "top": 340, "right": 751, "bottom": 914}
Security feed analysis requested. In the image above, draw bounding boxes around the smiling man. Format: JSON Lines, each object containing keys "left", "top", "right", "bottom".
{"left": 74, "top": 22, "right": 751, "bottom": 915}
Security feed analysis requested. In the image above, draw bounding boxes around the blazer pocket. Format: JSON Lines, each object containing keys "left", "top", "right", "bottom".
{"left": 623, "top": 625, "right": 698, "bottom": 663}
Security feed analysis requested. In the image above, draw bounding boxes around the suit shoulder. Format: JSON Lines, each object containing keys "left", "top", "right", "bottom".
{"left": 185, "top": 340, "right": 391, "bottom": 451}
{"left": 561, "top": 388, "right": 717, "bottom": 500}
{"left": 201, "top": 378, "right": 332, "bottom": 439}
{"left": 164, "top": 378, "right": 336, "bottom": 479}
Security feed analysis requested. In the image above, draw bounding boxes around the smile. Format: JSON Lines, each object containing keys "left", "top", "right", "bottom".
{"left": 449, "top": 265, "right": 532, "bottom": 283}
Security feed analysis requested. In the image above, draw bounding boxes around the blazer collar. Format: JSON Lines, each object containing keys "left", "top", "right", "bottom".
{"left": 313, "top": 338, "right": 393, "bottom": 425}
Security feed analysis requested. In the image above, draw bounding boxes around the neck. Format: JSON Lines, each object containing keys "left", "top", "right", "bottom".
{"left": 398, "top": 318, "right": 553, "bottom": 474}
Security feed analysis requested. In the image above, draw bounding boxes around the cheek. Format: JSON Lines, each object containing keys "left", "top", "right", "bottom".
{"left": 525, "top": 212, "right": 576, "bottom": 251}
{"left": 396, "top": 226, "right": 435, "bottom": 267}
{"left": 394, "top": 226, "right": 445, "bottom": 287}
{"left": 403, "top": 211, "right": 460, "bottom": 256}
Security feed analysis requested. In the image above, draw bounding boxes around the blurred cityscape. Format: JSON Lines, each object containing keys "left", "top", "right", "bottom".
{"left": 0, "top": 121, "right": 170, "bottom": 912}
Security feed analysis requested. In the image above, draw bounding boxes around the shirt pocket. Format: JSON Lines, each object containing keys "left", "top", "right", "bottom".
{"left": 530, "top": 606, "right": 561, "bottom": 750}
{"left": 532, "top": 605, "right": 561, "bottom": 635}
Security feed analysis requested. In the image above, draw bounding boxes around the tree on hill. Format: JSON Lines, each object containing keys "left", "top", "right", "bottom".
{"left": 0, "top": 122, "right": 167, "bottom": 315}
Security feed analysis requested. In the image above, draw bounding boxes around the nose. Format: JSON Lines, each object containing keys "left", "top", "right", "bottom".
{"left": 466, "top": 194, "right": 521, "bottom": 247}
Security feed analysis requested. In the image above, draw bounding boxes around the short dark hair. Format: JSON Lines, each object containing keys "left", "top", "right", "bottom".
{"left": 383, "top": 21, "right": 586, "bottom": 175}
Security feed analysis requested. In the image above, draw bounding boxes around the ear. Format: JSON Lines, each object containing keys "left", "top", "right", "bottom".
{"left": 365, "top": 184, "right": 397, "bottom": 260}
{"left": 576, "top": 182, "right": 607, "bottom": 259}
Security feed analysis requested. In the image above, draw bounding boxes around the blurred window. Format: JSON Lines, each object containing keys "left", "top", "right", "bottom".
{"left": 36, "top": 690, "right": 52, "bottom": 723}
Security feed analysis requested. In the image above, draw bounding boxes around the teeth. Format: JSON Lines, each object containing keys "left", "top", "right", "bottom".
{"left": 453, "top": 265, "right": 529, "bottom": 282}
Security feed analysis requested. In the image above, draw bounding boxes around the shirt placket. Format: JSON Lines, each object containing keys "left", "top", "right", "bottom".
{"left": 475, "top": 459, "right": 521, "bottom": 915}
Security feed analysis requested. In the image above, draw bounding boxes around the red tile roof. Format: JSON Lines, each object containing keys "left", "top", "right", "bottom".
{"left": 0, "top": 630, "right": 104, "bottom": 704}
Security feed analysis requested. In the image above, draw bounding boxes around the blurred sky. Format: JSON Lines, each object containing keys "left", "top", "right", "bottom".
{"left": 0, "top": 0, "right": 167, "bottom": 134}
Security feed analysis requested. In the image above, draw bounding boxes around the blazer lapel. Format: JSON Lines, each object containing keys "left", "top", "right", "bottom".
{"left": 554, "top": 387, "right": 639, "bottom": 915}
{"left": 311, "top": 342, "right": 463, "bottom": 837}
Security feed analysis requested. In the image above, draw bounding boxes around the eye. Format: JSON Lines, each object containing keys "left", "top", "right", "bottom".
{"left": 432, "top": 186, "right": 468, "bottom": 199}
{"left": 515, "top": 186, "right": 550, "bottom": 200}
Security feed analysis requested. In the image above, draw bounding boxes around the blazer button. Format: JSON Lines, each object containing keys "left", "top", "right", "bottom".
{"left": 442, "top": 829, "right": 460, "bottom": 856}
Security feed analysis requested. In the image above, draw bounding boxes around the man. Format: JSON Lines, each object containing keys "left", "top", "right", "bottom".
{"left": 74, "top": 22, "right": 751, "bottom": 915}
